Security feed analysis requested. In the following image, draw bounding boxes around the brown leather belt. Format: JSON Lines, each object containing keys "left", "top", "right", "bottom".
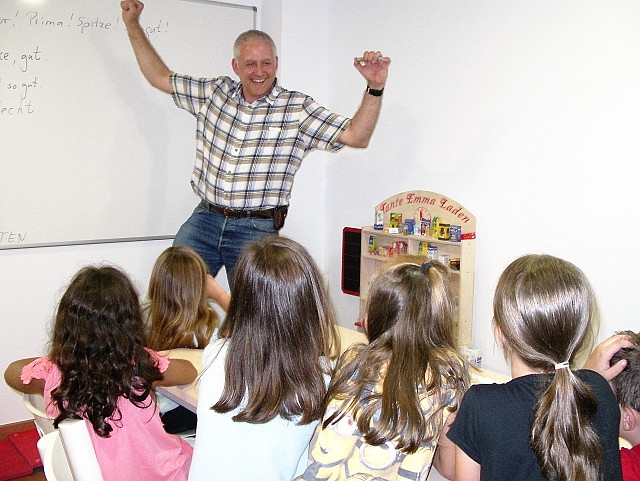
{"left": 207, "top": 204, "right": 276, "bottom": 219}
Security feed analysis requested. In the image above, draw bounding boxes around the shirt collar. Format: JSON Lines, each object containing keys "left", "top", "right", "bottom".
{"left": 232, "top": 78, "right": 281, "bottom": 106}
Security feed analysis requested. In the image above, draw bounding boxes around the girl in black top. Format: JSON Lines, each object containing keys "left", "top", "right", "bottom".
{"left": 448, "top": 254, "right": 623, "bottom": 481}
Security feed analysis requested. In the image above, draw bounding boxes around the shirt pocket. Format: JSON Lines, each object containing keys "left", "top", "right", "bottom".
{"left": 266, "top": 126, "right": 282, "bottom": 139}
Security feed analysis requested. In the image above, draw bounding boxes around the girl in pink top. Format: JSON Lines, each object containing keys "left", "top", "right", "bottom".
{"left": 4, "top": 265, "right": 197, "bottom": 481}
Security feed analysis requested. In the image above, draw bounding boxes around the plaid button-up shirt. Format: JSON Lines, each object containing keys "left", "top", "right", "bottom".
{"left": 171, "top": 74, "right": 350, "bottom": 210}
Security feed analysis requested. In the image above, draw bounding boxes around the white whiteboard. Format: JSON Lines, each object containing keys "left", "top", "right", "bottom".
{"left": 0, "top": 0, "right": 256, "bottom": 249}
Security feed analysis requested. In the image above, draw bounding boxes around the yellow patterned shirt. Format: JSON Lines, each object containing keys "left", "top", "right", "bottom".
{"left": 296, "top": 370, "right": 456, "bottom": 481}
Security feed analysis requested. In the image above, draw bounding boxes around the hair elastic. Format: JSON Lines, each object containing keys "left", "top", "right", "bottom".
{"left": 421, "top": 262, "right": 435, "bottom": 274}
{"left": 554, "top": 361, "right": 570, "bottom": 370}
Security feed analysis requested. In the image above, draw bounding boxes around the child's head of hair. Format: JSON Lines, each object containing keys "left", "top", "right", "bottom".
{"left": 52, "top": 265, "right": 145, "bottom": 358}
{"left": 215, "top": 235, "right": 339, "bottom": 424}
{"left": 364, "top": 257, "right": 458, "bottom": 350}
{"left": 146, "top": 246, "right": 217, "bottom": 350}
{"left": 493, "top": 254, "right": 597, "bottom": 371}
{"left": 610, "top": 330, "right": 640, "bottom": 411}
{"left": 50, "top": 265, "right": 162, "bottom": 437}
{"left": 494, "top": 254, "right": 603, "bottom": 481}
{"left": 327, "top": 257, "right": 468, "bottom": 454}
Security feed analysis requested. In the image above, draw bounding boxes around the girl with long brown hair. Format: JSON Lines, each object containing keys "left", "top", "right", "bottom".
{"left": 4, "top": 265, "right": 196, "bottom": 481}
{"left": 297, "top": 257, "right": 469, "bottom": 481}
{"left": 188, "top": 236, "right": 340, "bottom": 481}
{"left": 448, "top": 254, "right": 623, "bottom": 481}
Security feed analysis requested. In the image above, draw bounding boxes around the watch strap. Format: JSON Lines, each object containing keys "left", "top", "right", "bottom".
{"left": 366, "top": 86, "right": 384, "bottom": 97}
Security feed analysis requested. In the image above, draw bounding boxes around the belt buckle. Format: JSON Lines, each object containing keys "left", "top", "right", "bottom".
{"left": 223, "top": 208, "right": 240, "bottom": 218}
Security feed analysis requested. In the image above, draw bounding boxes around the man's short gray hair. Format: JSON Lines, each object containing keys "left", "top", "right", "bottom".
{"left": 233, "top": 30, "right": 277, "bottom": 59}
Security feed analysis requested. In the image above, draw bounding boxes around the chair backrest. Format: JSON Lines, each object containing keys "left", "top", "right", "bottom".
{"left": 23, "top": 392, "right": 56, "bottom": 437}
{"left": 57, "top": 419, "right": 104, "bottom": 481}
{"left": 36, "top": 431, "right": 74, "bottom": 481}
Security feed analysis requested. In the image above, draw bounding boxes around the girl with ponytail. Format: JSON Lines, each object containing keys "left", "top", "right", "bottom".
{"left": 297, "top": 257, "right": 469, "bottom": 481}
{"left": 448, "top": 254, "right": 623, "bottom": 480}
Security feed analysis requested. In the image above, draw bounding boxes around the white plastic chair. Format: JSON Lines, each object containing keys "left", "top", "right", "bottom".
{"left": 57, "top": 418, "right": 104, "bottom": 481}
{"left": 36, "top": 430, "right": 74, "bottom": 481}
{"left": 23, "top": 392, "right": 55, "bottom": 437}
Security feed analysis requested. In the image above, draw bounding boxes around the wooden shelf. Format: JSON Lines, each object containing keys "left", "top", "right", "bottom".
{"left": 359, "top": 190, "right": 476, "bottom": 346}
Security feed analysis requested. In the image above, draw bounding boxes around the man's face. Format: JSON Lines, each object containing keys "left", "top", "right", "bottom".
{"left": 232, "top": 40, "right": 278, "bottom": 103}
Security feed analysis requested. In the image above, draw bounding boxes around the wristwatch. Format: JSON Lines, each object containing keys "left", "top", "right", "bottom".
{"left": 366, "top": 86, "right": 384, "bottom": 97}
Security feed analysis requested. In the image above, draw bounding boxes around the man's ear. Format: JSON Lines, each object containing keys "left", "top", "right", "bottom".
{"left": 231, "top": 58, "right": 239, "bottom": 76}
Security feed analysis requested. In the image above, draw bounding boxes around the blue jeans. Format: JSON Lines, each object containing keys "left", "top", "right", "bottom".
{"left": 173, "top": 203, "right": 278, "bottom": 286}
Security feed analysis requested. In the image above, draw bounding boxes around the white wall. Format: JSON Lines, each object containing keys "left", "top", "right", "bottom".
{"left": 2, "top": 0, "right": 639, "bottom": 424}
{"left": 315, "top": 0, "right": 640, "bottom": 375}
{"left": 277, "top": 1, "right": 331, "bottom": 266}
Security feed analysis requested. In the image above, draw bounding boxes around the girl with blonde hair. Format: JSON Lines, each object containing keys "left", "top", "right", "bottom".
{"left": 145, "top": 246, "right": 230, "bottom": 433}
{"left": 146, "top": 246, "right": 229, "bottom": 351}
